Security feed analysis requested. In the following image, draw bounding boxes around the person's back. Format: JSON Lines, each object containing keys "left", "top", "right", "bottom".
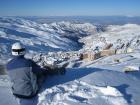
{"left": 7, "top": 55, "right": 38, "bottom": 98}
{"left": 6, "top": 42, "right": 67, "bottom": 99}
{"left": 6, "top": 43, "right": 40, "bottom": 98}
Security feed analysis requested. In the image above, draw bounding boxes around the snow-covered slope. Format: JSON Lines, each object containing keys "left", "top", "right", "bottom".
{"left": 80, "top": 24, "right": 140, "bottom": 52}
{"left": 36, "top": 52, "right": 140, "bottom": 105}
{"left": 1, "top": 52, "right": 140, "bottom": 105}
{"left": 1, "top": 58, "right": 140, "bottom": 105}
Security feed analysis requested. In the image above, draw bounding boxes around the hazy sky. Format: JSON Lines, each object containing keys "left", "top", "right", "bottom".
{"left": 0, "top": 0, "right": 140, "bottom": 16}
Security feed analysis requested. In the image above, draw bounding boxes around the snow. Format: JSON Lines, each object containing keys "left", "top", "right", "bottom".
{"left": 0, "top": 75, "right": 19, "bottom": 105}
{"left": 2, "top": 52, "right": 140, "bottom": 105}
{"left": 124, "top": 65, "right": 140, "bottom": 71}
{"left": 38, "top": 80, "right": 127, "bottom": 105}
{"left": 13, "top": 62, "right": 140, "bottom": 105}
{"left": 2, "top": 55, "right": 140, "bottom": 105}
{"left": 0, "top": 17, "right": 103, "bottom": 55}
{"left": 80, "top": 24, "right": 140, "bottom": 52}
{"left": 1, "top": 17, "right": 140, "bottom": 105}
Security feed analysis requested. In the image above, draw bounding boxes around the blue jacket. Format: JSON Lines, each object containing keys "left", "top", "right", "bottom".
{"left": 6, "top": 55, "right": 44, "bottom": 97}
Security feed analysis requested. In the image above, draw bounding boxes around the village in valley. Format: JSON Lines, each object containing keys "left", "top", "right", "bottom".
{"left": 31, "top": 36, "right": 137, "bottom": 72}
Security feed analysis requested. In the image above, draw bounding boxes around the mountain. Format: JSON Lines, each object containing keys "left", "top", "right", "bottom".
{"left": 0, "top": 17, "right": 104, "bottom": 61}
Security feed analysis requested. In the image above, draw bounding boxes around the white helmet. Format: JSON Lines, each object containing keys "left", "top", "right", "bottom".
{"left": 11, "top": 42, "right": 26, "bottom": 56}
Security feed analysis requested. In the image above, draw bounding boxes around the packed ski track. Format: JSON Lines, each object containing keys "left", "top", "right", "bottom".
{"left": 1, "top": 17, "right": 140, "bottom": 105}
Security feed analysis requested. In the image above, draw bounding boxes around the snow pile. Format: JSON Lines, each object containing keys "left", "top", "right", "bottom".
{"left": 123, "top": 65, "right": 140, "bottom": 72}
{"left": 38, "top": 80, "right": 127, "bottom": 105}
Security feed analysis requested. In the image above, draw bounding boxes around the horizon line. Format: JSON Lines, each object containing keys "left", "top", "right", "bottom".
{"left": 1, "top": 15, "right": 140, "bottom": 17}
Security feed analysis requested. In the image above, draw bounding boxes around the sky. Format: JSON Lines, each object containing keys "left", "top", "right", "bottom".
{"left": 0, "top": 0, "right": 140, "bottom": 16}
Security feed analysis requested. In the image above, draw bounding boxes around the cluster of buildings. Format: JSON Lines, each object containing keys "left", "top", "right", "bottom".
{"left": 80, "top": 42, "right": 135, "bottom": 61}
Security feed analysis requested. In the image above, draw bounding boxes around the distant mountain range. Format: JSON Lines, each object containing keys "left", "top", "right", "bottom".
{"left": 21, "top": 16, "right": 140, "bottom": 25}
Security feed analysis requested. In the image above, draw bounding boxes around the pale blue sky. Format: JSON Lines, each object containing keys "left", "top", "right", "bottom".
{"left": 0, "top": 0, "right": 140, "bottom": 16}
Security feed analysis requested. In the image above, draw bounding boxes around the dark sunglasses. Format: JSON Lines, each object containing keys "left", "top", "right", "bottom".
{"left": 12, "top": 48, "right": 25, "bottom": 52}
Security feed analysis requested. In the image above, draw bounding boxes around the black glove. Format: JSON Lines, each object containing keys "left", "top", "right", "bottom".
{"left": 57, "top": 62, "right": 69, "bottom": 75}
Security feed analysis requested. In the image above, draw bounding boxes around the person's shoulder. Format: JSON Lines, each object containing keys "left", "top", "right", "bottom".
{"left": 7, "top": 58, "right": 14, "bottom": 65}
{"left": 6, "top": 58, "right": 16, "bottom": 69}
{"left": 25, "top": 58, "right": 38, "bottom": 66}
{"left": 24, "top": 58, "right": 33, "bottom": 64}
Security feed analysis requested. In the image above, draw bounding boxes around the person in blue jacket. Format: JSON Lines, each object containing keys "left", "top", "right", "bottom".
{"left": 6, "top": 42, "right": 66, "bottom": 99}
